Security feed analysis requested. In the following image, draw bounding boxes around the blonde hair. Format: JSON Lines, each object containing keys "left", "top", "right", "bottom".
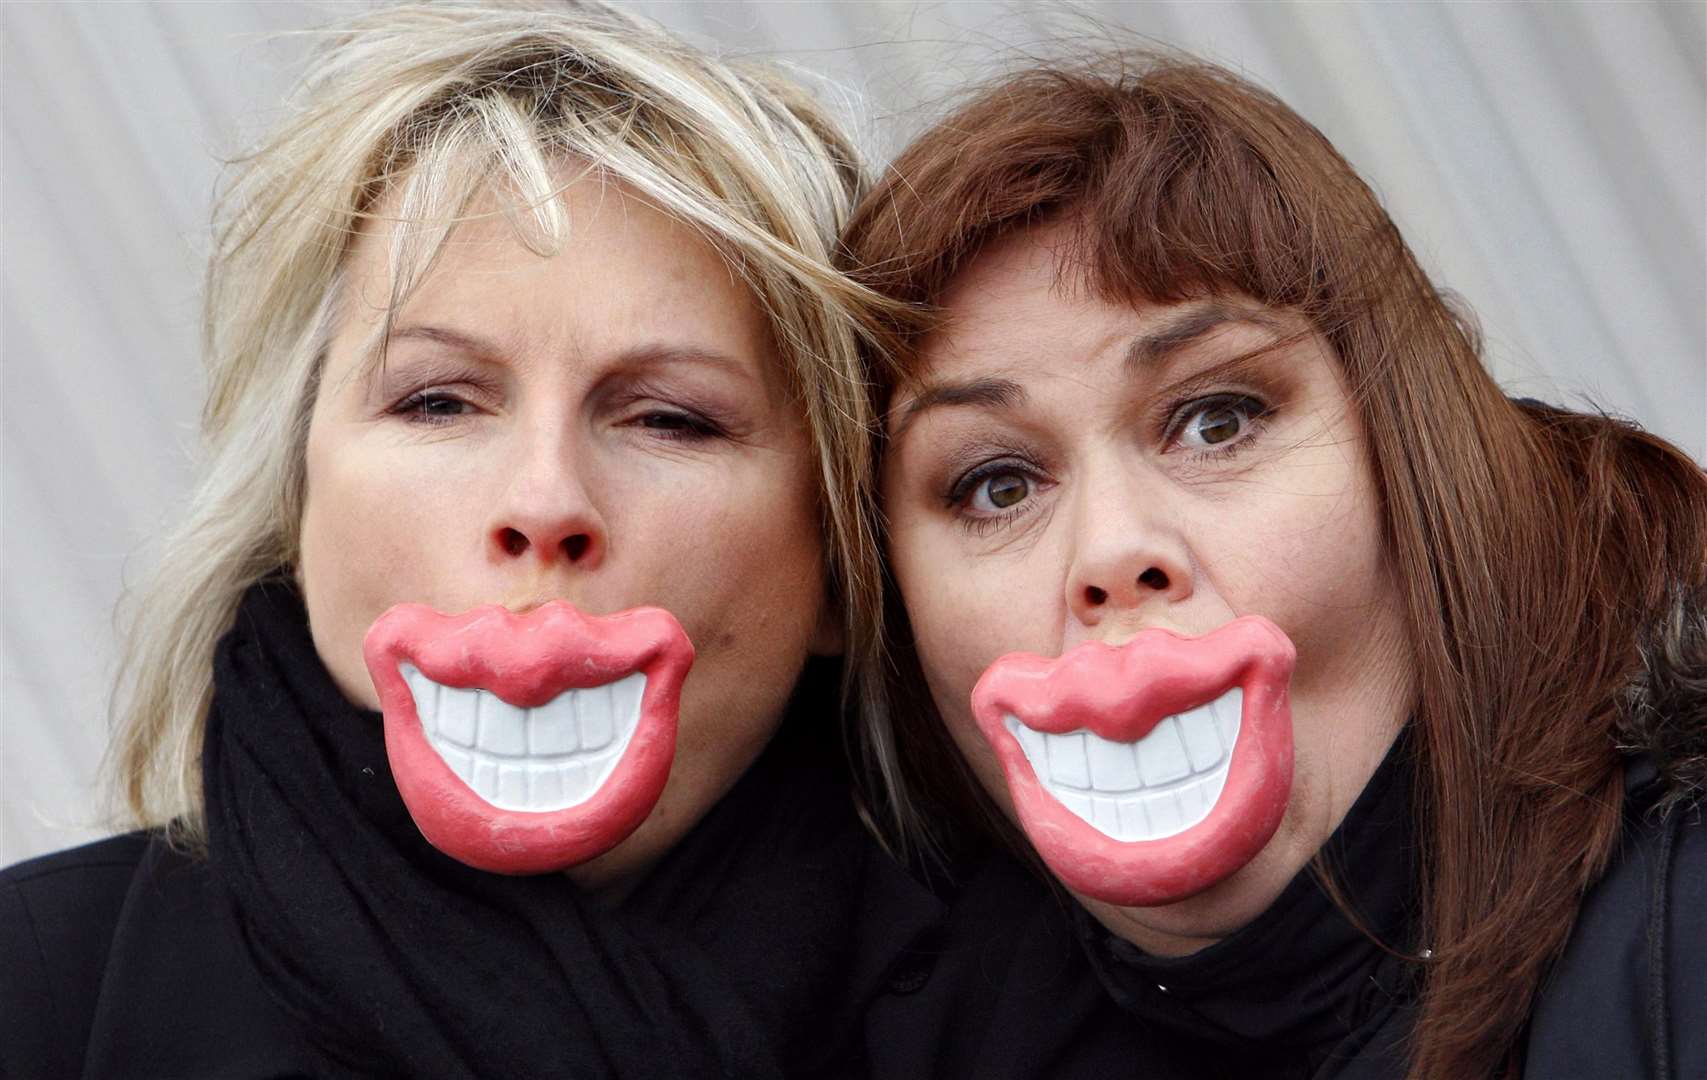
{"left": 111, "top": 0, "right": 914, "bottom": 850}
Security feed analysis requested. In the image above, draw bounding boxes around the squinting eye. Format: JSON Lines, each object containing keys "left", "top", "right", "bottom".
{"left": 418, "top": 395, "right": 468, "bottom": 416}
{"left": 1176, "top": 397, "right": 1261, "bottom": 450}
{"left": 972, "top": 471, "right": 1030, "bottom": 511}
{"left": 636, "top": 410, "right": 721, "bottom": 440}
{"left": 395, "top": 391, "right": 473, "bottom": 423}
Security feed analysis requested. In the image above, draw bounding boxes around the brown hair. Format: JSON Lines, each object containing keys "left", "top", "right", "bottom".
{"left": 840, "top": 54, "right": 1707, "bottom": 1078}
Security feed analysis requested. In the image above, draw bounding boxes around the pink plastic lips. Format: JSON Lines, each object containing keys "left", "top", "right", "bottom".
{"left": 971, "top": 616, "right": 1296, "bottom": 907}
{"left": 363, "top": 601, "right": 694, "bottom": 875}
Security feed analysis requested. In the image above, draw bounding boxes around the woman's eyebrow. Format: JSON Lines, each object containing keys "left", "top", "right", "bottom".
{"left": 890, "top": 376, "right": 1026, "bottom": 440}
{"left": 370, "top": 327, "right": 755, "bottom": 385}
{"left": 888, "top": 307, "right": 1286, "bottom": 439}
{"left": 359, "top": 323, "right": 510, "bottom": 384}
{"left": 389, "top": 323, "right": 503, "bottom": 356}
{"left": 612, "top": 342, "right": 755, "bottom": 382}
{"left": 1125, "top": 303, "right": 1285, "bottom": 370}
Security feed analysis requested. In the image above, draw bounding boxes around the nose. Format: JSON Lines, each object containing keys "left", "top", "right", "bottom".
{"left": 488, "top": 427, "right": 606, "bottom": 570}
{"left": 1064, "top": 458, "right": 1193, "bottom": 632}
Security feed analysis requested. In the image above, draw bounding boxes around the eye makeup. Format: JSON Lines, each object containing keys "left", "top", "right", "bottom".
{"left": 379, "top": 366, "right": 506, "bottom": 428}
{"left": 601, "top": 374, "right": 754, "bottom": 445}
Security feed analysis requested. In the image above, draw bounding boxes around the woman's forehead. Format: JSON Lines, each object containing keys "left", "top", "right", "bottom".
{"left": 920, "top": 254, "right": 1304, "bottom": 384}
{"left": 333, "top": 174, "right": 776, "bottom": 380}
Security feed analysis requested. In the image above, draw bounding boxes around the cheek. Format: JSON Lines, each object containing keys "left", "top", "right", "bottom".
{"left": 647, "top": 457, "right": 824, "bottom": 654}
{"left": 887, "top": 541, "right": 1019, "bottom": 815}
{"left": 1201, "top": 457, "right": 1387, "bottom": 638}
{"left": 1197, "top": 456, "right": 1400, "bottom": 791}
{"left": 299, "top": 422, "right": 503, "bottom": 671}
{"left": 889, "top": 524, "right": 1015, "bottom": 721}
{"left": 1300, "top": 505, "right": 1389, "bottom": 663}
{"left": 660, "top": 456, "right": 825, "bottom": 764}
{"left": 302, "top": 442, "right": 466, "bottom": 594}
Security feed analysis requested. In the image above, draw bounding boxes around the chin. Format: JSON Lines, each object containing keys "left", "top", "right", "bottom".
{"left": 1075, "top": 796, "right": 1314, "bottom": 954}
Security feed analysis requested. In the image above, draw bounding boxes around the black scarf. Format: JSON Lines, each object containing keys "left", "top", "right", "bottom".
{"left": 1076, "top": 731, "right": 1423, "bottom": 1080}
{"left": 202, "top": 580, "right": 936, "bottom": 1078}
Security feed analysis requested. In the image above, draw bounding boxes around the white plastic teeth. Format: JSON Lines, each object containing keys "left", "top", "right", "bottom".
{"left": 399, "top": 663, "right": 647, "bottom": 813}
{"left": 1005, "top": 686, "right": 1242, "bottom": 841}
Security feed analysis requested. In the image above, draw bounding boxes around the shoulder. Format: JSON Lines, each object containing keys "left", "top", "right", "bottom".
{"left": 1524, "top": 776, "right": 1707, "bottom": 1079}
{"left": 0, "top": 831, "right": 153, "bottom": 927}
{"left": 1, "top": 831, "right": 313, "bottom": 1079}
{"left": 0, "top": 833, "right": 154, "bottom": 1080}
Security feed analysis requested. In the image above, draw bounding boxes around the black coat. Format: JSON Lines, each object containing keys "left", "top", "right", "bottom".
{"left": 0, "top": 831, "right": 1148, "bottom": 1079}
{"left": 1063, "top": 581, "right": 1707, "bottom": 1080}
{"left": 1, "top": 831, "right": 314, "bottom": 1078}
{"left": 1523, "top": 584, "right": 1707, "bottom": 1079}
{"left": 9, "top": 776, "right": 1702, "bottom": 1080}
{"left": 10, "top": 573, "right": 1700, "bottom": 1078}
{"left": 1522, "top": 763, "right": 1707, "bottom": 1078}
{"left": 1064, "top": 756, "right": 1707, "bottom": 1080}
{"left": 2, "top": 581, "right": 1146, "bottom": 1080}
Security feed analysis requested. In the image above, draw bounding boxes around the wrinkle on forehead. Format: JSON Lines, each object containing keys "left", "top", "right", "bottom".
{"left": 327, "top": 169, "right": 772, "bottom": 405}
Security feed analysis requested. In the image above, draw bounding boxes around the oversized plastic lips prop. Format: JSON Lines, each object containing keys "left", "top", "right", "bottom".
{"left": 971, "top": 615, "right": 1296, "bottom": 907}
{"left": 363, "top": 601, "right": 694, "bottom": 874}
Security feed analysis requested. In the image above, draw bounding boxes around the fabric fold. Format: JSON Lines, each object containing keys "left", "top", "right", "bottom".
{"left": 1075, "top": 727, "right": 1423, "bottom": 1078}
{"left": 201, "top": 579, "right": 929, "bottom": 1078}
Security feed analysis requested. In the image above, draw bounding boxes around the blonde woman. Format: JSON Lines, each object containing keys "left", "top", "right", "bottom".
{"left": 0, "top": 4, "right": 1013, "bottom": 1076}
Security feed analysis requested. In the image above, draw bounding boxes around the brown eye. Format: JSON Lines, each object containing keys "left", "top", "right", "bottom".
{"left": 974, "top": 471, "right": 1030, "bottom": 511}
{"left": 1196, "top": 406, "right": 1242, "bottom": 444}
{"left": 1177, "top": 396, "right": 1265, "bottom": 451}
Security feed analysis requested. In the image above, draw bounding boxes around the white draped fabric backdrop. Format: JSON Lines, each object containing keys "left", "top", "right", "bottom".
{"left": 4, "top": 1, "right": 1704, "bottom": 864}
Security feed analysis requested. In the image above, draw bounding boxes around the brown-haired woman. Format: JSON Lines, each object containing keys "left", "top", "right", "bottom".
{"left": 842, "top": 53, "right": 1707, "bottom": 1079}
